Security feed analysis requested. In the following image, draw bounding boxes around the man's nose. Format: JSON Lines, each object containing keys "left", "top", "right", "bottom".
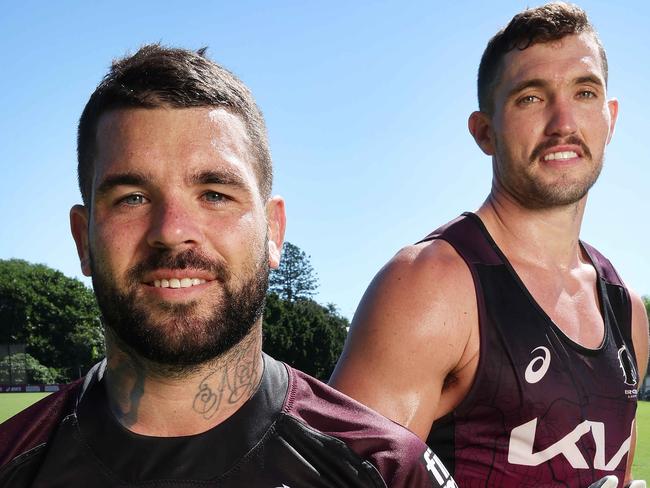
{"left": 544, "top": 98, "right": 578, "bottom": 138}
{"left": 146, "top": 199, "right": 202, "bottom": 250}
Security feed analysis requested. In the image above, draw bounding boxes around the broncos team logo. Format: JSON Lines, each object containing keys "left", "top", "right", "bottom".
{"left": 617, "top": 346, "right": 637, "bottom": 387}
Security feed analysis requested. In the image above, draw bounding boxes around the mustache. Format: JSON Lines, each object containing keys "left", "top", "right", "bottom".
{"left": 530, "top": 136, "right": 592, "bottom": 162}
{"left": 127, "top": 249, "right": 231, "bottom": 283}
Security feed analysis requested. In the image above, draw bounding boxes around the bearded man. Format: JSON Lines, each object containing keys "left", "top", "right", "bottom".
{"left": 0, "top": 45, "right": 453, "bottom": 488}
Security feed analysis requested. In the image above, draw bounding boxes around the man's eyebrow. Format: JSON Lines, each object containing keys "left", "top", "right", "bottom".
{"left": 507, "top": 75, "right": 604, "bottom": 99}
{"left": 188, "top": 170, "right": 249, "bottom": 189}
{"left": 507, "top": 78, "right": 548, "bottom": 99}
{"left": 95, "top": 171, "right": 152, "bottom": 197}
{"left": 574, "top": 75, "right": 604, "bottom": 88}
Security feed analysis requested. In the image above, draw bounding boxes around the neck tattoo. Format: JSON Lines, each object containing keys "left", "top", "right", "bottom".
{"left": 192, "top": 336, "right": 261, "bottom": 420}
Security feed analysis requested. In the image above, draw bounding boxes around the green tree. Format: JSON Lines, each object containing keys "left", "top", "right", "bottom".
{"left": 263, "top": 293, "right": 348, "bottom": 380}
{"left": 0, "top": 259, "right": 104, "bottom": 381}
{"left": 0, "top": 353, "right": 61, "bottom": 384}
{"left": 269, "top": 242, "right": 318, "bottom": 302}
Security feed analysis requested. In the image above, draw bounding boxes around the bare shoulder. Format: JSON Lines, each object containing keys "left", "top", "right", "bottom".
{"left": 627, "top": 289, "right": 649, "bottom": 382}
{"left": 347, "top": 238, "right": 476, "bottom": 355}
{"left": 373, "top": 238, "right": 476, "bottom": 314}
{"left": 330, "top": 238, "right": 478, "bottom": 438}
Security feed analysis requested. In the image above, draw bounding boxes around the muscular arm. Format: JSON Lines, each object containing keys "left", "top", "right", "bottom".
{"left": 329, "top": 240, "right": 478, "bottom": 440}
{"left": 625, "top": 291, "right": 650, "bottom": 484}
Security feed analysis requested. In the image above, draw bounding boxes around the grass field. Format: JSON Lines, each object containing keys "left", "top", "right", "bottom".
{"left": 0, "top": 392, "right": 51, "bottom": 423}
{"left": 1, "top": 393, "right": 648, "bottom": 480}
{"left": 634, "top": 400, "right": 650, "bottom": 481}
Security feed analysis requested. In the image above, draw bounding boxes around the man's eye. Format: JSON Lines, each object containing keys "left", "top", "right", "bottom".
{"left": 203, "top": 191, "right": 225, "bottom": 203}
{"left": 120, "top": 194, "right": 147, "bottom": 206}
{"left": 577, "top": 90, "right": 596, "bottom": 99}
{"left": 518, "top": 95, "right": 540, "bottom": 105}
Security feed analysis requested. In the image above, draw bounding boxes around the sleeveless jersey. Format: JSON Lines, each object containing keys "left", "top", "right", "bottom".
{"left": 423, "top": 213, "right": 638, "bottom": 487}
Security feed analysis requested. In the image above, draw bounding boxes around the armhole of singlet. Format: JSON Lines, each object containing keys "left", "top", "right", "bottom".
{"left": 426, "top": 234, "right": 490, "bottom": 418}
{"left": 466, "top": 217, "right": 614, "bottom": 355}
{"left": 580, "top": 241, "right": 636, "bottom": 366}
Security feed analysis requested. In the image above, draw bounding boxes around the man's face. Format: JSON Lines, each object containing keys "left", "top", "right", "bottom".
{"left": 70, "top": 107, "right": 285, "bottom": 369}
{"left": 480, "top": 33, "right": 617, "bottom": 209}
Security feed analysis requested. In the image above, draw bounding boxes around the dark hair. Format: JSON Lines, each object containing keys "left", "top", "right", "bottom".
{"left": 477, "top": 2, "right": 607, "bottom": 114}
{"left": 77, "top": 44, "right": 272, "bottom": 205}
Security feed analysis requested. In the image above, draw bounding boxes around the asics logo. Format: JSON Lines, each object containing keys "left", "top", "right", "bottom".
{"left": 525, "top": 346, "right": 551, "bottom": 384}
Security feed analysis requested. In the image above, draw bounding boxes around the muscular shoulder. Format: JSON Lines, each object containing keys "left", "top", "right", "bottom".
{"left": 368, "top": 238, "right": 477, "bottom": 333}
{"left": 330, "top": 236, "right": 478, "bottom": 437}
{"left": 392, "top": 238, "right": 464, "bottom": 275}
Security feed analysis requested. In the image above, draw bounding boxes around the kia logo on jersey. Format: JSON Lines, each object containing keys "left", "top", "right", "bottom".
{"left": 508, "top": 418, "right": 632, "bottom": 470}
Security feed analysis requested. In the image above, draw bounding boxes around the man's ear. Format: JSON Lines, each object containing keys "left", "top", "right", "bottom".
{"left": 70, "top": 204, "right": 92, "bottom": 276}
{"left": 468, "top": 111, "right": 496, "bottom": 156}
{"left": 606, "top": 98, "right": 619, "bottom": 145}
{"left": 266, "top": 196, "right": 286, "bottom": 269}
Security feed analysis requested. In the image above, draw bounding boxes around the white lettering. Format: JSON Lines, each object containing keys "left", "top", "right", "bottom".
{"left": 508, "top": 418, "right": 631, "bottom": 470}
{"left": 423, "top": 449, "right": 458, "bottom": 487}
{"left": 424, "top": 449, "right": 444, "bottom": 485}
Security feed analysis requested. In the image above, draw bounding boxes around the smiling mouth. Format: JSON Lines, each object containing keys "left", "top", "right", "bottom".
{"left": 543, "top": 151, "right": 579, "bottom": 161}
{"left": 151, "top": 278, "right": 208, "bottom": 289}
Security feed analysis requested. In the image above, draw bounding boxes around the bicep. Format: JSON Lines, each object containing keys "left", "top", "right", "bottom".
{"left": 624, "top": 291, "right": 648, "bottom": 483}
{"left": 330, "top": 245, "right": 474, "bottom": 439}
{"left": 331, "top": 283, "right": 446, "bottom": 433}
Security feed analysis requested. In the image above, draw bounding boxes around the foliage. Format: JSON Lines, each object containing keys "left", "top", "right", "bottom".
{"left": 269, "top": 242, "right": 318, "bottom": 302}
{"left": 644, "top": 296, "right": 650, "bottom": 325}
{"left": 263, "top": 293, "right": 348, "bottom": 380}
{"left": 0, "top": 353, "right": 61, "bottom": 384}
{"left": 0, "top": 259, "right": 104, "bottom": 381}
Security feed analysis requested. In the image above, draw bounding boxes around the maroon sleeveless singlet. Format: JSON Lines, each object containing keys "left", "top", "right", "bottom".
{"left": 423, "top": 213, "right": 638, "bottom": 487}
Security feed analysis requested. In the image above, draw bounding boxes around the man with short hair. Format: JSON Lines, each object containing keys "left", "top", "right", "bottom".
{"left": 0, "top": 45, "right": 454, "bottom": 488}
{"left": 331, "top": 3, "right": 649, "bottom": 487}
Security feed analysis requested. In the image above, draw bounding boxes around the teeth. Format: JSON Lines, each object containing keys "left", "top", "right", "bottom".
{"left": 544, "top": 151, "right": 577, "bottom": 161}
{"left": 152, "top": 278, "right": 207, "bottom": 288}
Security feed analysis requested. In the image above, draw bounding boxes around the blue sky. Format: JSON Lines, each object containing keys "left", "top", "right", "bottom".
{"left": 1, "top": 1, "right": 648, "bottom": 319}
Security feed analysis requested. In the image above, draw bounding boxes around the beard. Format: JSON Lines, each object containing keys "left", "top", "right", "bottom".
{"left": 90, "top": 246, "right": 269, "bottom": 373}
{"left": 494, "top": 135, "right": 603, "bottom": 209}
